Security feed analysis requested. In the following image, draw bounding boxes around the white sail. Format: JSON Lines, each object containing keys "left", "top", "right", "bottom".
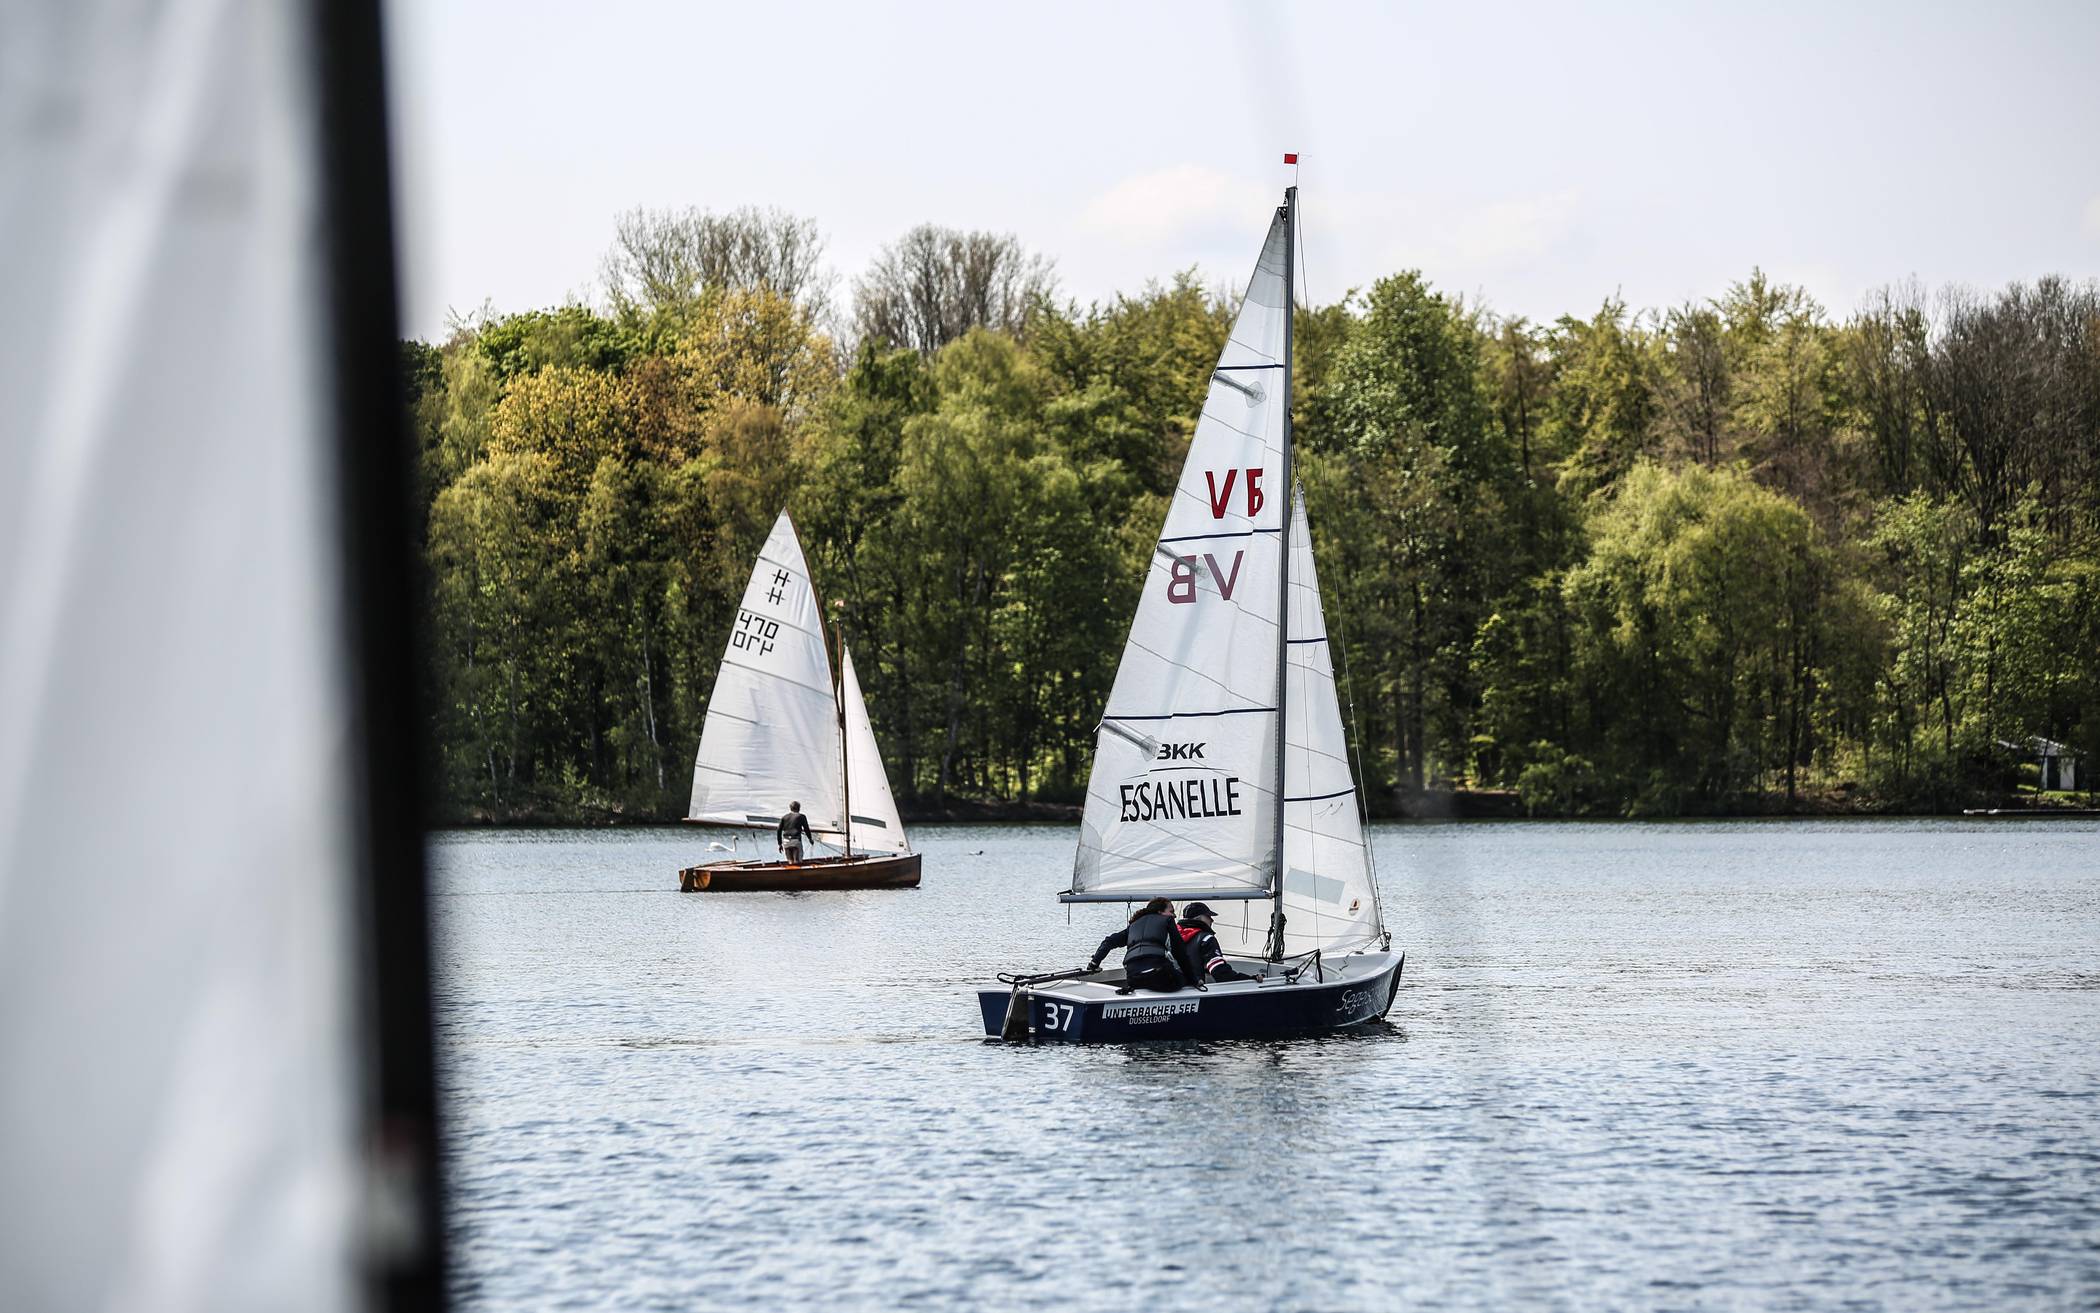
{"left": 840, "top": 646, "right": 909, "bottom": 854}
{"left": 2, "top": 4, "right": 373, "bottom": 1306}
{"left": 1212, "top": 489, "right": 1384, "bottom": 958}
{"left": 1067, "top": 210, "right": 1292, "bottom": 902}
{"left": 687, "top": 513, "right": 847, "bottom": 837}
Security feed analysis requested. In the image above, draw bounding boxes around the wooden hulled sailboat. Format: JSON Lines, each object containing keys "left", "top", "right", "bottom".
{"left": 679, "top": 513, "right": 920, "bottom": 891}
{"left": 980, "top": 182, "right": 1402, "bottom": 1039}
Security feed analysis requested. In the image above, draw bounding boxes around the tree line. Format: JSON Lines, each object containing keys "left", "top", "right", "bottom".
{"left": 406, "top": 206, "right": 2100, "bottom": 820}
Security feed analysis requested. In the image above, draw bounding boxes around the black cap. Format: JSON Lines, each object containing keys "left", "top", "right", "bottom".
{"left": 1182, "top": 902, "right": 1218, "bottom": 921}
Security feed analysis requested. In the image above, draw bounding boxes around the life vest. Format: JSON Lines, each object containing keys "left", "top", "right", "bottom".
{"left": 1123, "top": 912, "right": 1177, "bottom": 970}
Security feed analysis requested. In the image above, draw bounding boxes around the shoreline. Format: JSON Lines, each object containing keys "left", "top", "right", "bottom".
{"left": 433, "top": 788, "right": 2098, "bottom": 828}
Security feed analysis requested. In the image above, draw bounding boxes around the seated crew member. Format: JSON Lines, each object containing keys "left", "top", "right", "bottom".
{"left": 1086, "top": 897, "right": 1201, "bottom": 993}
{"left": 777, "top": 801, "right": 812, "bottom": 863}
{"left": 1176, "top": 902, "right": 1254, "bottom": 982}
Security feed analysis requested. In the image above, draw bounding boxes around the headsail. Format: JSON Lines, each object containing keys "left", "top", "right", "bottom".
{"left": 1211, "top": 489, "right": 1383, "bottom": 957}
{"left": 687, "top": 513, "right": 846, "bottom": 836}
{"left": 1066, "top": 209, "right": 1292, "bottom": 902}
{"left": 840, "top": 646, "right": 909, "bottom": 854}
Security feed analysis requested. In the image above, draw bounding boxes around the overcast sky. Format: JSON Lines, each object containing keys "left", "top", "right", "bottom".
{"left": 386, "top": 0, "right": 2100, "bottom": 342}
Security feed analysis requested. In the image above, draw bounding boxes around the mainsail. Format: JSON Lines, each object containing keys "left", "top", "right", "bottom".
{"left": 840, "top": 646, "right": 909, "bottom": 854}
{"left": 687, "top": 513, "right": 849, "bottom": 837}
{"left": 1067, "top": 210, "right": 1292, "bottom": 903}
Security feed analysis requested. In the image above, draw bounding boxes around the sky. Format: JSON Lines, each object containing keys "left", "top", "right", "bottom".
{"left": 386, "top": 0, "right": 2100, "bottom": 342}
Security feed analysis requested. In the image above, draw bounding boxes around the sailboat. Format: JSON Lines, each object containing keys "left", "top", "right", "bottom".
{"left": 979, "top": 184, "right": 1402, "bottom": 1040}
{"left": 679, "top": 512, "right": 920, "bottom": 891}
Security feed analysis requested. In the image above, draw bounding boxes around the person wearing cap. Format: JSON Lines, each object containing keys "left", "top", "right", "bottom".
{"left": 1085, "top": 897, "right": 1200, "bottom": 993}
{"left": 1176, "top": 903, "right": 1255, "bottom": 982}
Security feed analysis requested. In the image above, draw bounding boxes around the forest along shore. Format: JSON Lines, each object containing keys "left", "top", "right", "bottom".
{"left": 437, "top": 786, "right": 2100, "bottom": 828}
{"left": 409, "top": 208, "right": 2100, "bottom": 827}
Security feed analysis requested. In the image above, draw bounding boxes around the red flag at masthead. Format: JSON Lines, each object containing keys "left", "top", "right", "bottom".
{"left": 1283, "top": 153, "right": 1298, "bottom": 164}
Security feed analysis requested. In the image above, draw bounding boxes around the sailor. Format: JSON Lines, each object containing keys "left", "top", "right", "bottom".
{"left": 1176, "top": 902, "right": 1254, "bottom": 982}
{"left": 777, "top": 801, "right": 812, "bottom": 864}
{"left": 1085, "top": 897, "right": 1200, "bottom": 992}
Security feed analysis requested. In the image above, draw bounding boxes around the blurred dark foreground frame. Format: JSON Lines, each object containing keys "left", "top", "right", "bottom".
{"left": 312, "top": 0, "right": 448, "bottom": 1307}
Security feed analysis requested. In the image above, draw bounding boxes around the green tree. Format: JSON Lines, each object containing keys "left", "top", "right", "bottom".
{"left": 1567, "top": 463, "right": 1844, "bottom": 810}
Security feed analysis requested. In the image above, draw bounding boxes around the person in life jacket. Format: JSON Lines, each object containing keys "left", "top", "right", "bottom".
{"left": 1177, "top": 902, "right": 1255, "bottom": 982}
{"left": 1085, "top": 897, "right": 1201, "bottom": 993}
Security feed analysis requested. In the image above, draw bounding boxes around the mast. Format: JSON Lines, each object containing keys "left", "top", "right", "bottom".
{"left": 1266, "top": 183, "right": 1296, "bottom": 962}
{"left": 834, "top": 609, "right": 853, "bottom": 859}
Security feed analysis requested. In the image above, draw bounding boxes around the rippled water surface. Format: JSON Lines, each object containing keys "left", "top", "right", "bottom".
{"left": 433, "top": 819, "right": 2100, "bottom": 1310}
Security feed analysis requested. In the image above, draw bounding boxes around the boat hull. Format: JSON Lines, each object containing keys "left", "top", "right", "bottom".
{"left": 678, "top": 851, "right": 921, "bottom": 891}
{"left": 978, "top": 950, "right": 1402, "bottom": 1042}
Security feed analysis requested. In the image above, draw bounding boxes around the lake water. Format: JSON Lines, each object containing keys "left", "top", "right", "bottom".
{"left": 432, "top": 819, "right": 2100, "bottom": 1310}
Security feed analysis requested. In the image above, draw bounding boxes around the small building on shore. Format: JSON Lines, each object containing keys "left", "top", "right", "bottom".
{"left": 2001, "top": 737, "right": 2082, "bottom": 792}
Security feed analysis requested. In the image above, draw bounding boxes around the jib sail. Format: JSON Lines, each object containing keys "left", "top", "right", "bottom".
{"left": 840, "top": 645, "right": 908, "bottom": 856}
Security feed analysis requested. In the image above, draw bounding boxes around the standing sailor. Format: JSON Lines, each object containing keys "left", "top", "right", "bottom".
{"left": 777, "top": 801, "right": 813, "bottom": 864}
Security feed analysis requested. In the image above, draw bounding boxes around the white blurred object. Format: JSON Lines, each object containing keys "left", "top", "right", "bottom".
{"left": 0, "top": 1, "right": 361, "bottom": 1309}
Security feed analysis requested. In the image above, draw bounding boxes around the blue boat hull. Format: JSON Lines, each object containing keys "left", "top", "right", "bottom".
{"left": 978, "top": 951, "right": 1403, "bottom": 1043}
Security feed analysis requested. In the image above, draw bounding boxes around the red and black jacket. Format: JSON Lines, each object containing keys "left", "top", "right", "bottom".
{"left": 1178, "top": 920, "right": 1251, "bottom": 982}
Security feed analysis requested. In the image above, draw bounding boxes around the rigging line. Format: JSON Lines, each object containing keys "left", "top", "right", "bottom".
{"left": 717, "top": 657, "right": 835, "bottom": 700}
{"left": 695, "top": 707, "right": 761, "bottom": 729}
{"left": 1121, "top": 625, "right": 1282, "bottom": 702}
{"left": 1075, "top": 825, "right": 1265, "bottom": 884}
{"left": 1072, "top": 836, "right": 1272, "bottom": 885}
{"left": 1295, "top": 174, "right": 1310, "bottom": 311}
{"left": 1193, "top": 407, "right": 1268, "bottom": 444}
{"left": 690, "top": 760, "right": 752, "bottom": 777}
